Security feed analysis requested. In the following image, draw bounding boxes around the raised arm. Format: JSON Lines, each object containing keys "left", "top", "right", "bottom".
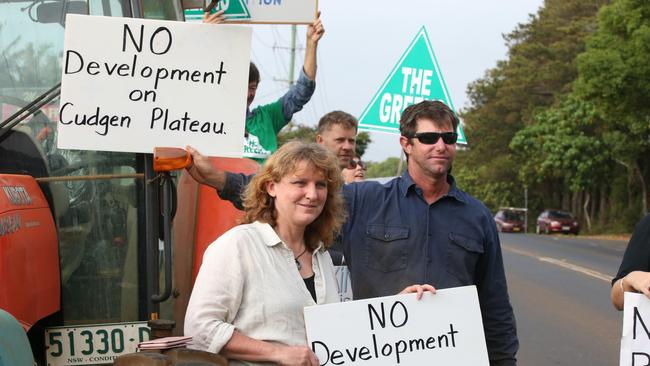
{"left": 275, "top": 13, "right": 324, "bottom": 127}
{"left": 303, "top": 11, "right": 324, "bottom": 80}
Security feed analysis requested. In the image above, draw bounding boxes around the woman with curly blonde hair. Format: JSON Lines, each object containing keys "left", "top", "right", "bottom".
{"left": 185, "top": 141, "right": 433, "bottom": 366}
{"left": 240, "top": 141, "right": 346, "bottom": 252}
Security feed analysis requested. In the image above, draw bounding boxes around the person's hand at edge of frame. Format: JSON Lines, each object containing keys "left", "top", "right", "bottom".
{"left": 399, "top": 284, "right": 436, "bottom": 300}
{"left": 623, "top": 271, "right": 650, "bottom": 298}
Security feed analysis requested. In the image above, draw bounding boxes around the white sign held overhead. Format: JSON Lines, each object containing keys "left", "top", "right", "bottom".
{"left": 304, "top": 286, "right": 489, "bottom": 366}
{"left": 58, "top": 14, "right": 252, "bottom": 157}
{"left": 620, "top": 293, "right": 650, "bottom": 365}
{"left": 236, "top": 0, "right": 316, "bottom": 24}
{"left": 185, "top": 0, "right": 318, "bottom": 24}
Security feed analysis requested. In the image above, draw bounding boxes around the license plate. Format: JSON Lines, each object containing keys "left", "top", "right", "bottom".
{"left": 562, "top": 226, "right": 570, "bottom": 231}
{"left": 513, "top": 227, "right": 520, "bottom": 232}
{"left": 45, "top": 322, "right": 150, "bottom": 366}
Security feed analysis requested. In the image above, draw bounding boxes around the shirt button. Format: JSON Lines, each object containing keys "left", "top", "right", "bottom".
{"left": 384, "top": 234, "right": 389, "bottom": 239}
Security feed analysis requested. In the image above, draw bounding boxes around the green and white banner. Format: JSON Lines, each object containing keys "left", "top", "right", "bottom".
{"left": 359, "top": 27, "right": 466, "bottom": 144}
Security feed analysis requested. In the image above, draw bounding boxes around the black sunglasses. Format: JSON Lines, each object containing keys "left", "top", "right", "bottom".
{"left": 408, "top": 132, "right": 458, "bottom": 145}
{"left": 349, "top": 159, "right": 366, "bottom": 169}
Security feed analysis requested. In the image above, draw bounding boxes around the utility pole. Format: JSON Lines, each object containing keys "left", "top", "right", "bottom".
{"left": 288, "top": 25, "right": 297, "bottom": 86}
{"left": 274, "top": 25, "right": 300, "bottom": 87}
{"left": 524, "top": 186, "right": 529, "bottom": 233}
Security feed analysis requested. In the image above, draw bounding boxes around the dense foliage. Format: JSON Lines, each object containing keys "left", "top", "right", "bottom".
{"left": 454, "top": 0, "right": 649, "bottom": 233}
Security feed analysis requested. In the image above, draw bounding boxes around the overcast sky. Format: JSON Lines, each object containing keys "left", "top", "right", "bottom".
{"left": 249, "top": 0, "right": 544, "bottom": 162}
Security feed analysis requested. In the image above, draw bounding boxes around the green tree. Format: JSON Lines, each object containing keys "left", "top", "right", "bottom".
{"left": 354, "top": 132, "right": 371, "bottom": 158}
{"left": 510, "top": 96, "right": 612, "bottom": 231}
{"left": 574, "top": 0, "right": 650, "bottom": 216}
{"left": 456, "top": 0, "right": 609, "bottom": 228}
{"left": 277, "top": 122, "right": 316, "bottom": 146}
{"left": 366, "top": 157, "right": 400, "bottom": 178}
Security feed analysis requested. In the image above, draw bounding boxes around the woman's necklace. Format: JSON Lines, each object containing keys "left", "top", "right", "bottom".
{"left": 294, "top": 247, "right": 308, "bottom": 270}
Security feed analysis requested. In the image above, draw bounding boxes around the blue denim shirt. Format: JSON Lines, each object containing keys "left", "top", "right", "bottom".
{"left": 340, "top": 172, "right": 518, "bottom": 366}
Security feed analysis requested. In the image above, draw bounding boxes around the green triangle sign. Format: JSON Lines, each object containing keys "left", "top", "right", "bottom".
{"left": 358, "top": 27, "right": 467, "bottom": 144}
{"left": 184, "top": 0, "right": 251, "bottom": 22}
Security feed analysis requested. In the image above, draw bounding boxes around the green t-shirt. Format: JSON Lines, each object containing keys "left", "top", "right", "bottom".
{"left": 243, "top": 100, "right": 287, "bottom": 164}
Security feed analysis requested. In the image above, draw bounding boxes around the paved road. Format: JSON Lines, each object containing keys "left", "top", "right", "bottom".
{"left": 499, "top": 233, "right": 628, "bottom": 366}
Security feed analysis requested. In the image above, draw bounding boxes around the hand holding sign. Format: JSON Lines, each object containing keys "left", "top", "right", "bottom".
{"left": 623, "top": 272, "right": 650, "bottom": 297}
{"left": 399, "top": 284, "right": 436, "bottom": 300}
{"left": 203, "top": 9, "right": 226, "bottom": 24}
{"left": 307, "top": 12, "right": 325, "bottom": 45}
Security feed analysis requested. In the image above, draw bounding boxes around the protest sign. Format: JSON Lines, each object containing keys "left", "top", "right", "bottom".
{"left": 620, "top": 292, "right": 650, "bottom": 365}
{"left": 184, "top": 0, "right": 317, "bottom": 24}
{"left": 304, "top": 285, "right": 488, "bottom": 365}
{"left": 58, "top": 14, "right": 251, "bottom": 157}
{"left": 358, "top": 26, "right": 467, "bottom": 144}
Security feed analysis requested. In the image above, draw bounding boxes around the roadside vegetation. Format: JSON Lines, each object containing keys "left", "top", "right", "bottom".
{"left": 455, "top": 0, "right": 649, "bottom": 234}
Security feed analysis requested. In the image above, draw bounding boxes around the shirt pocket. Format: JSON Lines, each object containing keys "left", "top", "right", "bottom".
{"left": 445, "top": 232, "right": 484, "bottom": 284}
{"left": 364, "top": 225, "right": 410, "bottom": 273}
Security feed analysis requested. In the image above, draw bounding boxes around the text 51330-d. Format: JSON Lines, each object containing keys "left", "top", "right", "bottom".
{"left": 45, "top": 322, "right": 150, "bottom": 366}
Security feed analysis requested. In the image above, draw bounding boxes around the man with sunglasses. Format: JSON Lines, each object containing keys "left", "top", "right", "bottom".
{"left": 340, "top": 100, "right": 518, "bottom": 366}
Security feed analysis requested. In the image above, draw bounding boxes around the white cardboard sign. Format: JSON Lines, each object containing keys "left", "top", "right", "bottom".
{"left": 304, "top": 285, "right": 489, "bottom": 366}
{"left": 620, "top": 292, "right": 650, "bottom": 365}
{"left": 58, "top": 14, "right": 251, "bottom": 157}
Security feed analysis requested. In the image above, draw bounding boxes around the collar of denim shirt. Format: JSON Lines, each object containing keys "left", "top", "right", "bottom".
{"left": 397, "top": 171, "right": 468, "bottom": 204}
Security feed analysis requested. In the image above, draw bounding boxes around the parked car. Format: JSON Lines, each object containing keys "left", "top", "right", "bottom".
{"left": 536, "top": 209, "right": 580, "bottom": 235}
{"left": 494, "top": 207, "right": 527, "bottom": 233}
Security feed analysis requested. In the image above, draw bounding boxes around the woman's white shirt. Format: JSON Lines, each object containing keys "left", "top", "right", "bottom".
{"left": 184, "top": 221, "right": 340, "bottom": 362}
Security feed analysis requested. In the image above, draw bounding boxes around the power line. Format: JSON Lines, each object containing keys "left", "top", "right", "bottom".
{"left": 253, "top": 31, "right": 275, "bottom": 49}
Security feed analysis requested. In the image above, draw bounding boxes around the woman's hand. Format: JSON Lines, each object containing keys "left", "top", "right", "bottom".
{"left": 624, "top": 271, "right": 650, "bottom": 297}
{"left": 273, "top": 345, "right": 320, "bottom": 366}
{"left": 399, "top": 284, "right": 436, "bottom": 300}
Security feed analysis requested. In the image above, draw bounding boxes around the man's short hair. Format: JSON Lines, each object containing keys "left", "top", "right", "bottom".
{"left": 249, "top": 62, "right": 260, "bottom": 85}
{"left": 317, "top": 111, "right": 358, "bottom": 134}
{"left": 399, "top": 100, "right": 459, "bottom": 137}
